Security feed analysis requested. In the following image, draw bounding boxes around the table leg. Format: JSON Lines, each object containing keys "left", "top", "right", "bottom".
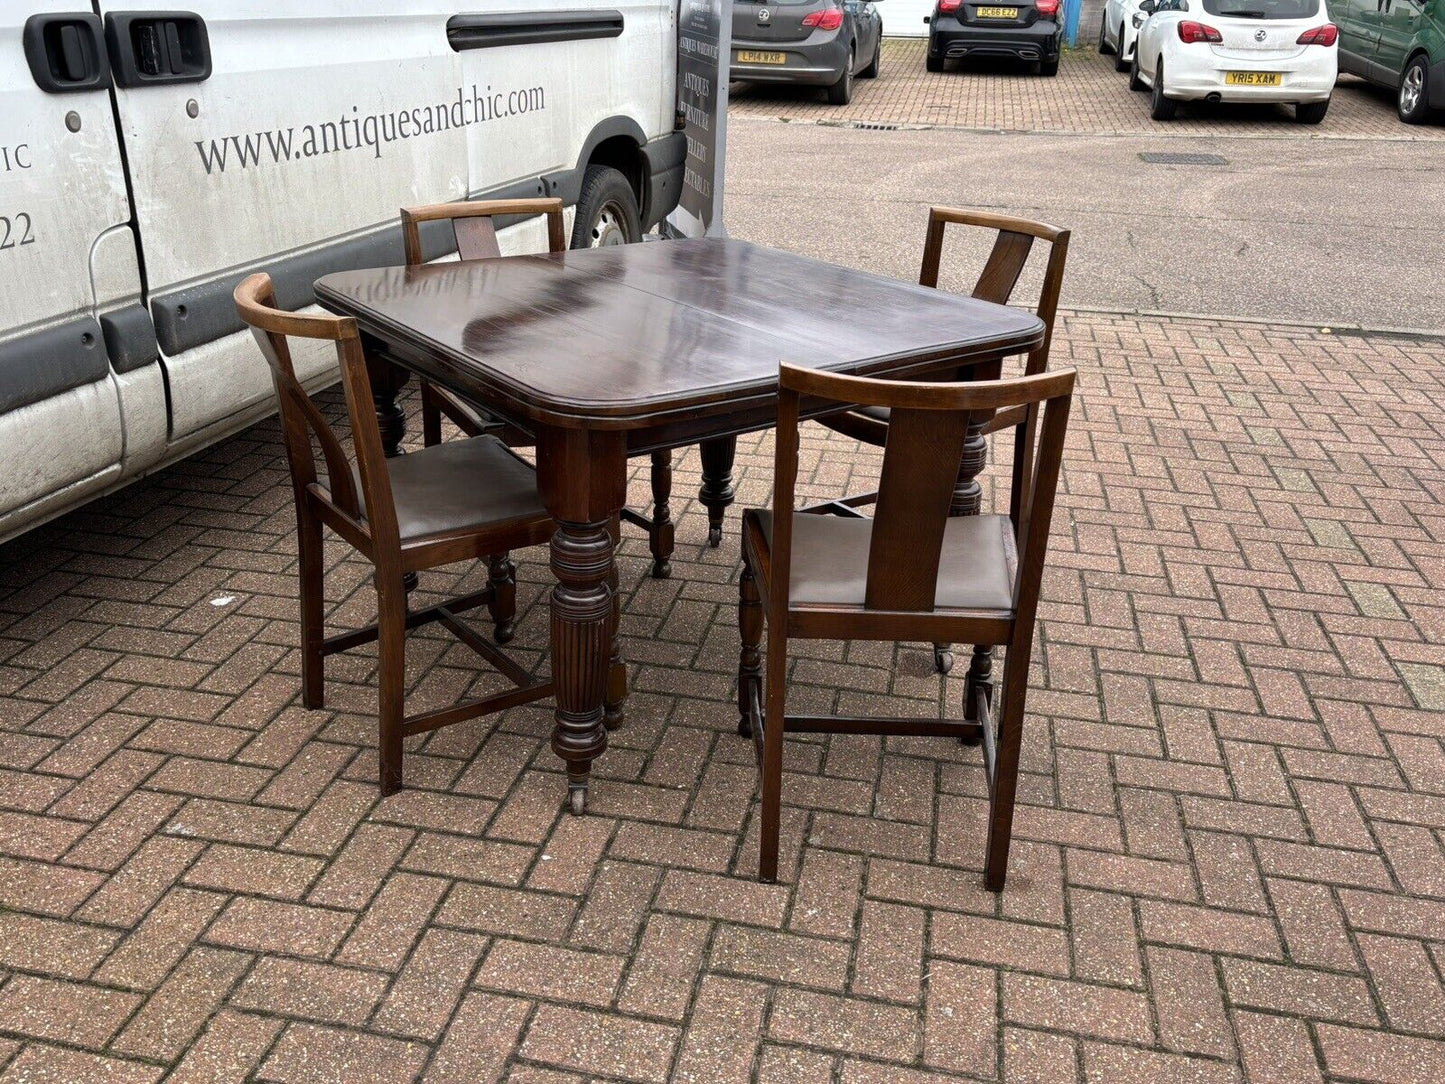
{"left": 954, "top": 358, "right": 1002, "bottom": 738}
{"left": 605, "top": 514, "right": 627, "bottom": 731}
{"left": 649, "top": 449, "right": 674, "bottom": 579}
{"left": 698, "top": 436, "right": 737, "bottom": 547}
{"left": 365, "top": 352, "right": 418, "bottom": 592}
{"left": 537, "top": 430, "right": 628, "bottom": 815}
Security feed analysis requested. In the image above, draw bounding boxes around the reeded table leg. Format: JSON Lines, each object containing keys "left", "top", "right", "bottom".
{"left": 365, "top": 350, "right": 418, "bottom": 592}
{"left": 954, "top": 358, "right": 1002, "bottom": 739}
{"left": 537, "top": 430, "right": 628, "bottom": 814}
{"left": 605, "top": 514, "right": 627, "bottom": 732}
{"left": 648, "top": 449, "right": 674, "bottom": 578}
{"left": 699, "top": 436, "right": 737, "bottom": 547}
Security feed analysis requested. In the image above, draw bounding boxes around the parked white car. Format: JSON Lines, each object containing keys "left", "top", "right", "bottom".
{"left": 1099, "top": 0, "right": 1154, "bottom": 72}
{"left": 1130, "top": 0, "right": 1338, "bottom": 122}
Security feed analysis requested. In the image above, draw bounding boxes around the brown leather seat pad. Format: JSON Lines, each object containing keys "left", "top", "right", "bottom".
{"left": 358, "top": 436, "right": 548, "bottom": 542}
{"left": 747, "top": 509, "right": 1017, "bottom": 611}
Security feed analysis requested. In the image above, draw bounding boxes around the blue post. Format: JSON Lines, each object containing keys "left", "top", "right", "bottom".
{"left": 1063, "top": 0, "right": 1081, "bottom": 45}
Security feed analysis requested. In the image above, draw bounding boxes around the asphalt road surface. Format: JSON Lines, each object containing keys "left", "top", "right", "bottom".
{"left": 724, "top": 116, "right": 1444, "bottom": 333}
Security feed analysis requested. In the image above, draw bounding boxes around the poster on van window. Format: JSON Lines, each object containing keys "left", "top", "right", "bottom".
{"left": 665, "top": 0, "right": 731, "bottom": 238}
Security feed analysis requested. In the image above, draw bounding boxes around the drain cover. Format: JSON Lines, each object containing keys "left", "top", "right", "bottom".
{"left": 1139, "top": 151, "right": 1228, "bottom": 165}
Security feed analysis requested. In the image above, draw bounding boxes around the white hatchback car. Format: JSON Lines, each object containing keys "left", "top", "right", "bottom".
{"left": 1099, "top": 0, "right": 1154, "bottom": 72}
{"left": 1130, "top": 0, "right": 1339, "bottom": 123}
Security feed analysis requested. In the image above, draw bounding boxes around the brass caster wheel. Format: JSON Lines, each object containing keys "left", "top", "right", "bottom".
{"left": 568, "top": 786, "right": 587, "bottom": 816}
{"left": 708, "top": 526, "right": 723, "bottom": 547}
{"left": 493, "top": 621, "right": 515, "bottom": 645}
{"left": 737, "top": 715, "right": 753, "bottom": 739}
{"left": 650, "top": 559, "right": 671, "bottom": 579}
{"left": 934, "top": 646, "right": 954, "bottom": 674}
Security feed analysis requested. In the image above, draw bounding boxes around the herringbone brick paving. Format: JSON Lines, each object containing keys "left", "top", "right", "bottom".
{"left": 1, "top": 310, "right": 1444, "bottom": 1082}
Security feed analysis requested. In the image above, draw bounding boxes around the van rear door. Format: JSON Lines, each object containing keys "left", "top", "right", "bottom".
{"left": 0, "top": 4, "right": 142, "bottom": 529}
{"left": 96, "top": 1, "right": 472, "bottom": 441}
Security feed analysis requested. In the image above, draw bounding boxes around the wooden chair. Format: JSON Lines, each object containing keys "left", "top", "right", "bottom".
{"left": 814, "top": 206, "right": 1070, "bottom": 675}
{"left": 235, "top": 273, "right": 554, "bottom": 795}
{"left": 738, "top": 362, "right": 1076, "bottom": 889}
{"left": 399, "top": 197, "right": 677, "bottom": 579}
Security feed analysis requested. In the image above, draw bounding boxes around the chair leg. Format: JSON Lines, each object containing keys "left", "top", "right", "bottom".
{"left": 376, "top": 573, "right": 408, "bottom": 796}
{"left": 420, "top": 381, "right": 443, "bottom": 448}
{"left": 984, "top": 644, "right": 1031, "bottom": 891}
{"left": 297, "top": 507, "right": 325, "bottom": 709}
{"left": 648, "top": 449, "right": 674, "bottom": 579}
{"left": 757, "top": 618, "right": 788, "bottom": 884}
{"left": 737, "top": 563, "right": 762, "bottom": 738}
{"left": 486, "top": 554, "right": 517, "bottom": 644}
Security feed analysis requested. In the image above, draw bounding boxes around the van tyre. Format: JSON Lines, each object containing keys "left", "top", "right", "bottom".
{"left": 1295, "top": 98, "right": 1329, "bottom": 125}
{"left": 1150, "top": 62, "right": 1178, "bottom": 119}
{"left": 572, "top": 165, "right": 641, "bottom": 249}
{"left": 828, "top": 48, "right": 855, "bottom": 104}
{"left": 1129, "top": 53, "right": 1146, "bottom": 91}
{"left": 1398, "top": 54, "right": 1435, "bottom": 124}
{"left": 1115, "top": 28, "right": 1131, "bottom": 72}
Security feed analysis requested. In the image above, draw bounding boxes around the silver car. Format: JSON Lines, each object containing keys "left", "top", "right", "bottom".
{"left": 730, "top": 0, "right": 884, "bottom": 105}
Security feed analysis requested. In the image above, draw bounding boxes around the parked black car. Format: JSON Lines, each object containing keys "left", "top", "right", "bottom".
{"left": 730, "top": 0, "right": 884, "bottom": 105}
{"left": 925, "top": 0, "right": 1062, "bottom": 75}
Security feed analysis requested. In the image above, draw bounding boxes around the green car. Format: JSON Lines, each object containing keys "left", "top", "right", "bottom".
{"left": 1336, "top": 0, "right": 1445, "bottom": 123}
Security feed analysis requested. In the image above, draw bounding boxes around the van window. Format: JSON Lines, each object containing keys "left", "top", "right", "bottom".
{"left": 1201, "top": 0, "right": 1320, "bottom": 17}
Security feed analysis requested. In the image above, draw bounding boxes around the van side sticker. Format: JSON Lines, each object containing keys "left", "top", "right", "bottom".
{"left": 0, "top": 214, "right": 37, "bottom": 249}
{"left": 194, "top": 84, "right": 547, "bottom": 175}
{"left": 1, "top": 145, "right": 31, "bottom": 172}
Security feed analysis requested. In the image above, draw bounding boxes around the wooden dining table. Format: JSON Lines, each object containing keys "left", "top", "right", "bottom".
{"left": 315, "top": 237, "right": 1044, "bottom": 812}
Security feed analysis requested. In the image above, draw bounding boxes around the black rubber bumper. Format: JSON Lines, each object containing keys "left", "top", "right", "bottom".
{"left": 928, "top": 19, "right": 1061, "bottom": 63}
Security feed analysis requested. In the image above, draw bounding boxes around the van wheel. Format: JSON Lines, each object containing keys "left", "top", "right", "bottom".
{"left": 1150, "top": 62, "right": 1177, "bottom": 119}
{"left": 1115, "top": 28, "right": 1131, "bottom": 72}
{"left": 572, "top": 165, "right": 641, "bottom": 248}
{"left": 828, "top": 48, "right": 855, "bottom": 104}
{"left": 1295, "top": 99, "right": 1329, "bottom": 125}
{"left": 1399, "top": 54, "right": 1435, "bottom": 124}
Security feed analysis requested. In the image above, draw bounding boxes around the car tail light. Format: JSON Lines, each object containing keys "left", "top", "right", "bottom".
{"left": 938, "top": 0, "right": 962, "bottom": 13}
{"left": 1035, "top": 0, "right": 1060, "bottom": 15}
{"left": 802, "top": 8, "right": 845, "bottom": 30}
{"left": 1177, "top": 20, "right": 1223, "bottom": 43}
{"left": 1297, "top": 23, "right": 1338, "bottom": 46}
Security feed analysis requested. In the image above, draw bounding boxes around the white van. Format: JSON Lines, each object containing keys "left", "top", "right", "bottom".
{"left": 1, "top": 1, "right": 687, "bottom": 543}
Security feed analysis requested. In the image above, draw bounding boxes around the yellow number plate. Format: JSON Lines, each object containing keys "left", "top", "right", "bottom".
{"left": 737, "top": 50, "right": 786, "bottom": 64}
{"left": 977, "top": 6, "right": 1020, "bottom": 17}
{"left": 1225, "top": 71, "right": 1283, "bottom": 86}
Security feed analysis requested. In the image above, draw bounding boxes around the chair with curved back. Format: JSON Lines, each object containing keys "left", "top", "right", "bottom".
{"left": 235, "top": 273, "right": 554, "bottom": 795}
{"left": 399, "top": 197, "right": 679, "bottom": 579}
{"left": 739, "top": 361, "right": 1077, "bottom": 889}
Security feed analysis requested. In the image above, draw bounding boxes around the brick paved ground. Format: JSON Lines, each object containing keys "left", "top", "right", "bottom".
{"left": 2, "top": 311, "right": 1445, "bottom": 1082}
{"left": 731, "top": 39, "right": 1445, "bottom": 141}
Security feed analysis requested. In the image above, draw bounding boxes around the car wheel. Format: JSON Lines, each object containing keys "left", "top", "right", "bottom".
{"left": 861, "top": 39, "right": 881, "bottom": 78}
{"left": 1129, "top": 51, "right": 1146, "bottom": 91}
{"left": 571, "top": 165, "right": 641, "bottom": 249}
{"left": 1295, "top": 98, "right": 1329, "bottom": 124}
{"left": 926, "top": 51, "right": 945, "bottom": 73}
{"left": 1099, "top": 16, "right": 1113, "bottom": 55}
{"left": 828, "top": 48, "right": 855, "bottom": 104}
{"left": 1040, "top": 56, "right": 1059, "bottom": 77}
{"left": 1398, "top": 54, "right": 1435, "bottom": 124}
{"left": 1150, "top": 61, "right": 1177, "bottom": 119}
{"left": 1115, "top": 27, "right": 1131, "bottom": 72}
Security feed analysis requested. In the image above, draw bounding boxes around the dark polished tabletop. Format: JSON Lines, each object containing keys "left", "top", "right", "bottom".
{"left": 314, "top": 238, "right": 1045, "bottom": 430}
